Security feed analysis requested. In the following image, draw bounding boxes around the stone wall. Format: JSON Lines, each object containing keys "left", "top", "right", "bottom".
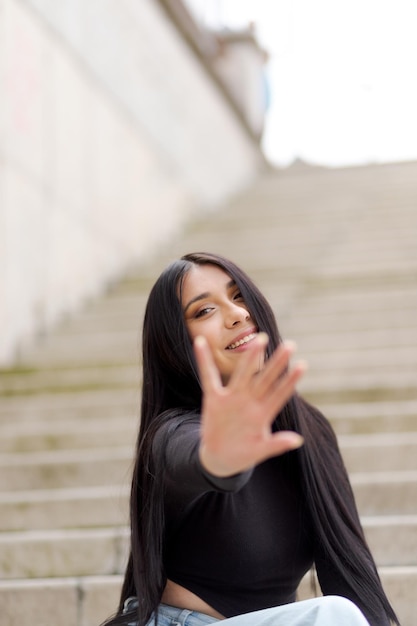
{"left": 0, "top": 0, "right": 263, "bottom": 364}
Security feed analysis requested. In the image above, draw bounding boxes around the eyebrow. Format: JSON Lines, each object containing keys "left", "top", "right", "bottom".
{"left": 183, "top": 279, "right": 236, "bottom": 314}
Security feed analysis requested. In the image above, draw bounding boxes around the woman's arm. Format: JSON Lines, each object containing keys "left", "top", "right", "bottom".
{"left": 154, "top": 417, "right": 253, "bottom": 501}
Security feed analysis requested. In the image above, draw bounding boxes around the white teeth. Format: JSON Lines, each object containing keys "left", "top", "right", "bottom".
{"left": 227, "top": 333, "right": 257, "bottom": 350}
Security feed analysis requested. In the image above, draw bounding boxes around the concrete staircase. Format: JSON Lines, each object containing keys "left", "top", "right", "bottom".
{"left": 1, "top": 160, "right": 416, "bottom": 626}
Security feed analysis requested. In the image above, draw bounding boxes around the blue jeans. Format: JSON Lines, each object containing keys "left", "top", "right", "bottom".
{"left": 123, "top": 597, "right": 370, "bottom": 626}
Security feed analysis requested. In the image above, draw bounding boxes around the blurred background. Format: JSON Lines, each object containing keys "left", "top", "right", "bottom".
{"left": 2, "top": 0, "right": 417, "bottom": 365}
{"left": 184, "top": 0, "right": 417, "bottom": 167}
{"left": 0, "top": 2, "right": 416, "bottom": 625}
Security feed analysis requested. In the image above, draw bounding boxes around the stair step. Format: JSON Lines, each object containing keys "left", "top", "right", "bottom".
{"left": 285, "top": 284, "right": 417, "bottom": 312}
{"left": 0, "top": 433, "right": 415, "bottom": 491}
{"left": 0, "top": 400, "right": 416, "bottom": 454}
{"left": 362, "top": 515, "right": 417, "bottom": 567}
{"left": 295, "top": 347, "right": 417, "bottom": 370}
{"left": 322, "top": 400, "right": 417, "bottom": 434}
{"left": 0, "top": 486, "right": 129, "bottom": 531}
{"left": 0, "top": 528, "right": 129, "bottom": 578}
{"left": 0, "top": 401, "right": 415, "bottom": 454}
{"left": 14, "top": 331, "right": 141, "bottom": 367}
{"left": 0, "top": 567, "right": 415, "bottom": 626}
{"left": 0, "top": 366, "right": 139, "bottom": 396}
{"left": 301, "top": 379, "right": 417, "bottom": 405}
{"left": 3, "top": 350, "right": 417, "bottom": 397}
{"left": 0, "top": 448, "right": 133, "bottom": 491}
{"left": 351, "top": 470, "right": 417, "bottom": 515}
{"left": 51, "top": 284, "right": 417, "bottom": 332}
{"left": 340, "top": 432, "right": 417, "bottom": 472}
{"left": 1, "top": 471, "right": 415, "bottom": 532}
{"left": 300, "top": 368, "right": 417, "bottom": 394}
{"left": 0, "top": 390, "right": 139, "bottom": 422}
{"left": 1, "top": 366, "right": 416, "bottom": 403}
{"left": 303, "top": 384, "right": 417, "bottom": 405}
{"left": 0, "top": 515, "right": 414, "bottom": 580}
{"left": 0, "top": 418, "right": 136, "bottom": 453}
{"left": 0, "top": 575, "right": 122, "bottom": 626}
{"left": 295, "top": 326, "right": 417, "bottom": 353}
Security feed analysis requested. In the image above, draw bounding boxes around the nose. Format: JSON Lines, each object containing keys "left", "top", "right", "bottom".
{"left": 225, "top": 303, "right": 250, "bottom": 328}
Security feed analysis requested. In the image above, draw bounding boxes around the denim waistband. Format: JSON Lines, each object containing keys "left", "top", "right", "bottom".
{"left": 123, "top": 598, "right": 219, "bottom": 626}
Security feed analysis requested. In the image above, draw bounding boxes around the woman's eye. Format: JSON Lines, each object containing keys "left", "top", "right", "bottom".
{"left": 195, "top": 307, "right": 213, "bottom": 319}
{"left": 233, "top": 291, "right": 243, "bottom": 301}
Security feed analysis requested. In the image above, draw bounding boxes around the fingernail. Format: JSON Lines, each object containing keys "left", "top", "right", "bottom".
{"left": 289, "top": 433, "right": 304, "bottom": 449}
{"left": 257, "top": 332, "right": 269, "bottom": 345}
{"left": 296, "top": 359, "right": 308, "bottom": 372}
{"left": 283, "top": 340, "right": 297, "bottom": 352}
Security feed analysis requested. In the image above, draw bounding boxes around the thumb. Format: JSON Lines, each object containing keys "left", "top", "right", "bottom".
{"left": 265, "top": 431, "right": 304, "bottom": 459}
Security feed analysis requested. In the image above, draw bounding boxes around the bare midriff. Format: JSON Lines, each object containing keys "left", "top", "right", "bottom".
{"left": 162, "top": 579, "right": 225, "bottom": 620}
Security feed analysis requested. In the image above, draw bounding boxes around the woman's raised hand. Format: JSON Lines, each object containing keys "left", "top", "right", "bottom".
{"left": 193, "top": 333, "right": 306, "bottom": 477}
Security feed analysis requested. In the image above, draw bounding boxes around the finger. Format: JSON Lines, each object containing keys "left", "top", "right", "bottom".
{"left": 264, "top": 360, "right": 308, "bottom": 416}
{"left": 228, "top": 332, "right": 269, "bottom": 390}
{"left": 193, "top": 335, "right": 223, "bottom": 392}
{"left": 253, "top": 341, "right": 296, "bottom": 397}
{"left": 262, "top": 430, "right": 304, "bottom": 460}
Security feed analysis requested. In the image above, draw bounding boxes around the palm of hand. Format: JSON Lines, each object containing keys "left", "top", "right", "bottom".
{"left": 194, "top": 334, "right": 306, "bottom": 477}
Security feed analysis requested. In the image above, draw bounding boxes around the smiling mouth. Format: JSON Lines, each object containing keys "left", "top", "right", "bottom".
{"left": 226, "top": 332, "right": 258, "bottom": 350}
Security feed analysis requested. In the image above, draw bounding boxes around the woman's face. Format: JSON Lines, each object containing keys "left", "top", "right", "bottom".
{"left": 181, "top": 264, "right": 260, "bottom": 384}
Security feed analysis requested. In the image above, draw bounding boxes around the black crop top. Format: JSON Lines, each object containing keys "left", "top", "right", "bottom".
{"left": 153, "top": 418, "right": 389, "bottom": 626}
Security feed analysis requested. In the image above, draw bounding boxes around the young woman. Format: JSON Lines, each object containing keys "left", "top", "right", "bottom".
{"left": 103, "top": 252, "right": 399, "bottom": 626}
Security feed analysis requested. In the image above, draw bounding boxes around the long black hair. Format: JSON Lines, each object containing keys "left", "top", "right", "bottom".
{"left": 102, "top": 252, "right": 399, "bottom": 626}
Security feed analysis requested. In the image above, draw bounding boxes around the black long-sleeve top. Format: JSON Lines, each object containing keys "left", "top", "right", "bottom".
{"left": 153, "top": 418, "right": 389, "bottom": 626}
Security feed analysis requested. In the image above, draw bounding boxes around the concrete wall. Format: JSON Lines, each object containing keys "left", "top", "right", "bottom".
{"left": 0, "top": 0, "right": 263, "bottom": 365}
{"left": 214, "top": 31, "right": 269, "bottom": 139}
